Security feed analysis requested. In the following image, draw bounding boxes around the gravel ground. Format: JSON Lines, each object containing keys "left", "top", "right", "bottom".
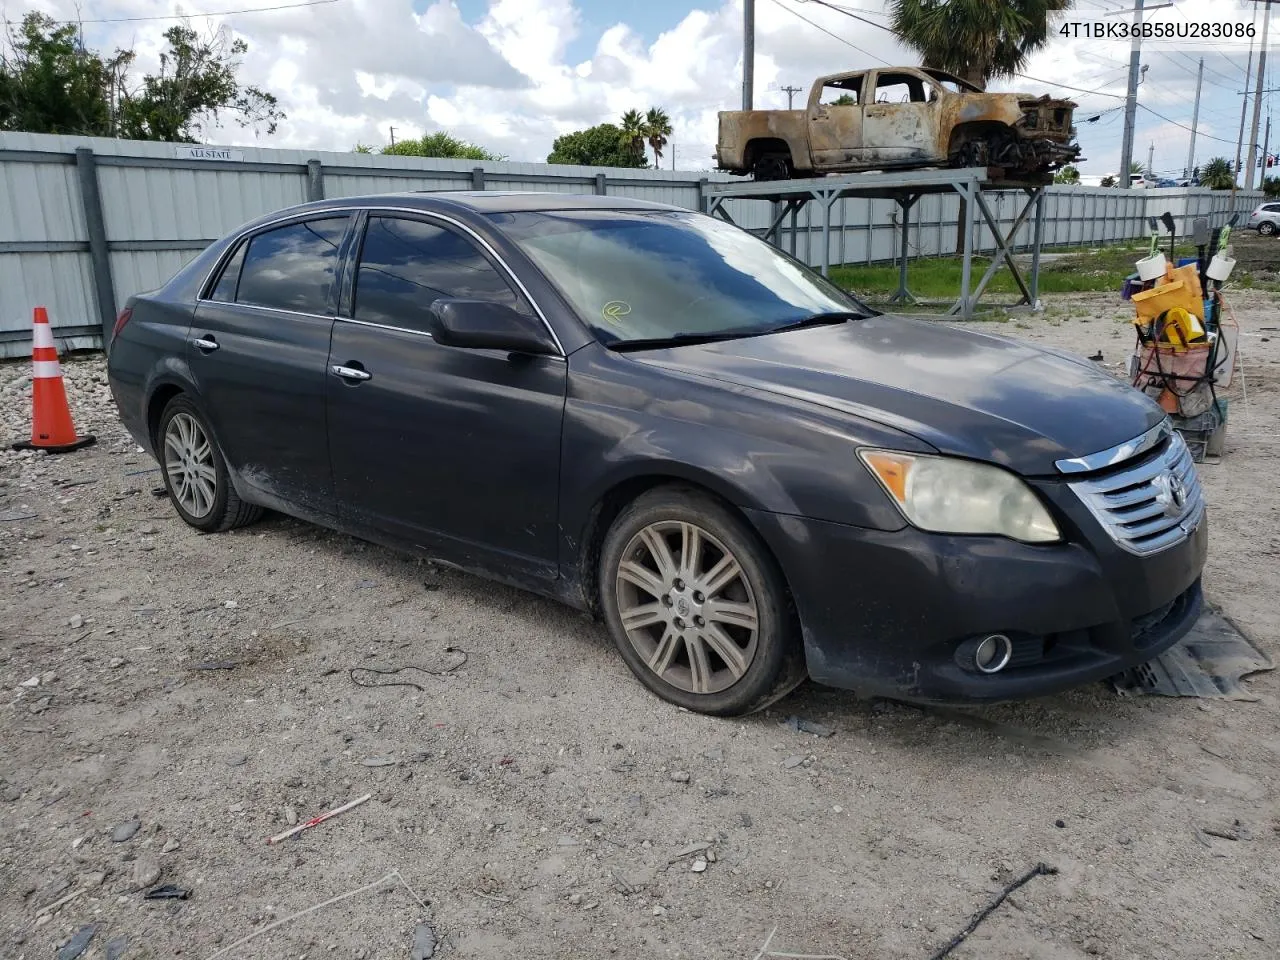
{"left": 1, "top": 291, "right": 1278, "bottom": 960}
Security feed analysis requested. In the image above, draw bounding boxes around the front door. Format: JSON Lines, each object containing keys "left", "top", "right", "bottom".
{"left": 326, "top": 213, "right": 567, "bottom": 582}
{"left": 188, "top": 214, "right": 351, "bottom": 516}
{"left": 808, "top": 75, "right": 865, "bottom": 168}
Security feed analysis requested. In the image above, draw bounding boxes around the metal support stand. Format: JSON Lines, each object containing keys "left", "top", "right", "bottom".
{"left": 703, "top": 168, "right": 1049, "bottom": 319}
{"left": 889, "top": 193, "right": 919, "bottom": 303}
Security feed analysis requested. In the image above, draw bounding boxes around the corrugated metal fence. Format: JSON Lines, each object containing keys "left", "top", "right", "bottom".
{"left": 0, "top": 130, "right": 1264, "bottom": 357}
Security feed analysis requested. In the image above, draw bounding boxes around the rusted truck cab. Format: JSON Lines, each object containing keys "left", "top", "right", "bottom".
{"left": 716, "top": 67, "right": 1079, "bottom": 181}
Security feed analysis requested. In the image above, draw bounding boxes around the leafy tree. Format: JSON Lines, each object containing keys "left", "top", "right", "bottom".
{"left": 547, "top": 122, "right": 646, "bottom": 167}
{"left": 644, "top": 107, "right": 672, "bottom": 168}
{"left": 0, "top": 14, "right": 114, "bottom": 134}
{"left": 887, "top": 0, "right": 1073, "bottom": 89}
{"left": 352, "top": 143, "right": 374, "bottom": 154}
{"left": 1053, "top": 164, "right": 1079, "bottom": 184}
{"left": 1264, "top": 175, "right": 1280, "bottom": 199}
{"left": 379, "top": 131, "right": 502, "bottom": 160}
{"left": 1199, "top": 157, "right": 1235, "bottom": 190}
{"left": 0, "top": 13, "right": 282, "bottom": 141}
{"left": 619, "top": 109, "right": 647, "bottom": 163}
{"left": 1099, "top": 175, "right": 1116, "bottom": 187}
{"left": 832, "top": 93, "right": 856, "bottom": 106}
{"left": 116, "top": 26, "right": 282, "bottom": 141}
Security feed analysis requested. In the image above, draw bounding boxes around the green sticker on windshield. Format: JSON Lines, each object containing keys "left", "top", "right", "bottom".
{"left": 602, "top": 300, "right": 631, "bottom": 325}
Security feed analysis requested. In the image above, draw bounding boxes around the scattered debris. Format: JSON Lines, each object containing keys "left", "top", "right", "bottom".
{"left": 781, "top": 716, "right": 835, "bottom": 738}
{"left": 0, "top": 509, "right": 38, "bottom": 522}
{"left": 781, "top": 755, "right": 806, "bottom": 769}
{"left": 130, "top": 858, "right": 161, "bottom": 891}
{"left": 1055, "top": 819, "right": 1066, "bottom": 829}
{"left": 37, "top": 886, "right": 86, "bottom": 917}
{"left": 668, "top": 842, "right": 711, "bottom": 863}
{"left": 190, "top": 660, "right": 239, "bottom": 671}
{"left": 612, "top": 873, "right": 647, "bottom": 896}
{"left": 161, "top": 838, "right": 180, "bottom": 854}
{"left": 926, "top": 862, "right": 1059, "bottom": 960}
{"left": 360, "top": 756, "right": 397, "bottom": 768}
{"left": 144, "top": 884, "right": 192, "bottom": 900}
{"left": 56, "top": 925, "right": 97, "bottom": 960}
{"left": 749, "top": 924, "right": 849, "bottom": 960}
{"left": 1089, "top": 351, "right": 1104, "bottom": 361}
{"left": 284, "top": 806, "right": 299, "bottom": 826}
{"left": 204, "top": 870, "right": 428, "bottom": 960}
{"left": 690, "top": 858, "right": 708, "bottom": 873}
{"left": 111, "top": 819, "right": 141, "bottom": 842}
{"left": 1202, "top": 820, "right": 1252, "bottom": 842}
{"left": 68, "top": 614, "right": 84, "bottom": 629}
{"left": 411, "top": 922, "right": 437, "bottom": 960}
{"left": 669, "top": 770, "right": 690, "bottom": 783}
{"left": 344, "top": 649, "right": 469, "bottom": 692}
{"left": 473, "top": 890, "right": 511, "bottom": 903}
{"left": 19, "top": 675, "right": 40, "bottom": 688}
{"left": 266, "top": 793, "right": 372, "bottom": 845}
{"left": 226, "top": 755, "right": 248, "bottom": 767}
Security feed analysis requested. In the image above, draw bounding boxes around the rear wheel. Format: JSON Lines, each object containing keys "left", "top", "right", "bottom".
{"left": 1259, "top": 221, "right": 1277, "bottom": 236}
{"left": 751, "top": 154, "right": 792, "bottom": 181}
{"left": 157, "top": 395, "right": 262, "bottom": 532}
{"left": 599, "top": 487, "right": 805, "bottom": 716}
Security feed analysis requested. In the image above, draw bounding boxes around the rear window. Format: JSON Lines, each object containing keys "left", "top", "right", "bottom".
{"left": 235, "top": 217, "right": 349, "bottom": 314}
{"left": 208, "top": 242, "right": 245, "bottom": 302}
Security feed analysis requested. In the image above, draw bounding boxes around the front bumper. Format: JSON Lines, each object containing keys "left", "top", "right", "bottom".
{"left": 745, "top": 502, "right": 1207, "bottom": 704}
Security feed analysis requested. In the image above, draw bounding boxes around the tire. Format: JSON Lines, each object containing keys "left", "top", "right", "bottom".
{"left": 598, "top": 486, "right": 806, "bottom": 716}
{"left": 751, "top": 154, "right": 792, "bottom": 182}
{"left": 157, "top": 395, "right": 262, "bottom": 533}
{"left": 1258, "top": 221, "right": 1276, "bottom": 236}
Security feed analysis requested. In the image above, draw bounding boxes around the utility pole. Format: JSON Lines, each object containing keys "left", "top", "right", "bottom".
{"left": 781, "top": 84, "right": 804, "bottom": 109}
{"left": 671, "top": 143, "right": 676, "bottom": 170}
{"left": 1246, "top": 0, "right": 1273, "bottom": 190}
{"left": 1262, "top": 115, "right": 1272, "bottom": 185}
{"left": 1185, "top": 57, "right": 1203, "bottom": 179}
{"left": 389, "top": 126, "right": 397, "bottom": 147}
{"left": 1147, "top": 142, "right": 1155, "bottom": 179}
{"left": 742, "top": 0, "right": 755, "bottom": 110}
{"left": 1118, "top": 0, "right": 1144, "bottom": 187}
{"left": 1233, "top": 23, "right": 1258, "bottom": 197}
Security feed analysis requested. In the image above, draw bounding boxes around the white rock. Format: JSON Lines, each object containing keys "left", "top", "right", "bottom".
{"left": 690, "top": 859, "right": 707, "bottom": 873}
{"left": 68, "top": 614, "right": 84, "bottom": 629}
{"left": 19, "top": 675, "right": 40, "bottom": 688}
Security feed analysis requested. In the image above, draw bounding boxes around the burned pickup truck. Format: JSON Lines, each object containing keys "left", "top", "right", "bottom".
{"left": 716, "top": 67, "right": 1080, "bottom": 181}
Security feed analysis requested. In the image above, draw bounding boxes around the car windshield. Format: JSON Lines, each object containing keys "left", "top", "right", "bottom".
{"left": 490, "top": 209, "right": 870, "bottom": 347}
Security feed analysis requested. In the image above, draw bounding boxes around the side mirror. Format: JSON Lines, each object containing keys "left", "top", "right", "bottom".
{"left": 427, "top": 299, "right": 558, "bottom": 355}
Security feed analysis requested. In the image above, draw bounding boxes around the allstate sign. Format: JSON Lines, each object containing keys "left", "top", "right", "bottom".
{"left": 176, "top": 146, "right": 245, "bottom": 162}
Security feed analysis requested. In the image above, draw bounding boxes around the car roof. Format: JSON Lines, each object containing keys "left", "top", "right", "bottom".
{"left": 272, "top": 190, "right": 684, "bottom": 219}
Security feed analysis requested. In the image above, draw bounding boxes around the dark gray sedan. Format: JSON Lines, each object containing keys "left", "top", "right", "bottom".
{"left": 107, "top": 192, "right": 1206, "bottom": 716}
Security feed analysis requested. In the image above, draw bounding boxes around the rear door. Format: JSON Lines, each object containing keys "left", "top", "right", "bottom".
{"left": 189, "top": 214, "right": 352, "bottom": 516}
{"left": 326, "top": 212, "right": 567, "bottom": 581}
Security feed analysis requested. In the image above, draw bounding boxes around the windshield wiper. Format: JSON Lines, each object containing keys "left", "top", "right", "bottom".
{"left": 607, "top": 312, "right": 863, "bottom": 353}
{"left": 761, "top": 311, "right": 864, "bottom": 334}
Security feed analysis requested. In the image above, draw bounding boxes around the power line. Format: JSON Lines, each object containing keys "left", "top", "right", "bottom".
{"left": 767, "top": 0, "right": 890, "bottom": 64}
{"left": 6, "top": 0, "right": 340, "bottom": 25}
{"left": 1137, "top": 102, "right": 1235, "bottom": 144}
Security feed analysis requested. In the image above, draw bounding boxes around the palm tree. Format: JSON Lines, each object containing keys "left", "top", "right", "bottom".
{"left": 619, "top": 109, "right": 647, "bottom": 165}
{"left": 1199, "top": 157, "right": 1234, "bottom": 190}
{"left": 888, "top": 0, "right": 1074, "bottom": 90}
{"left": 644, "top": 107, "right": 672, "bottom": 168}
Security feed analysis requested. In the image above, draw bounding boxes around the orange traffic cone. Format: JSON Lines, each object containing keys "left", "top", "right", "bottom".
{"left": 11, "top": 307, "right": 96, "bottom": 454}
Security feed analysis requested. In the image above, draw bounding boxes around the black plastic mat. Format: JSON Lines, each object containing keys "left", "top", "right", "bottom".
{"left": 1110, "top": 606, "right": 1274, "bottom": 700}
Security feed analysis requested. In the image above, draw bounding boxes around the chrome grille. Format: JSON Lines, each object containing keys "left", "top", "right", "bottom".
{"left": 1067, "top": 428, "right": 1205, "bottom": 556}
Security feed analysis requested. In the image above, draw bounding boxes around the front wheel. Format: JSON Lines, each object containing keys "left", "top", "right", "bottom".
{"left": 599, "top": 487, "right": 806, "bottom": 716}
{"left": 157, "top": 395, "right": 262, "bottom": 532}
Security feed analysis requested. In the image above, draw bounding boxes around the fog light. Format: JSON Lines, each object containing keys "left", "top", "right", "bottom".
{"left": 974, "top": 634, "right": 1013, "bottom": 674}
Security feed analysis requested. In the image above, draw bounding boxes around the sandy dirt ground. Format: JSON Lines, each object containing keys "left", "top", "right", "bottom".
{"left": 1, "top": 288, "right": 1278, "bottom": 960}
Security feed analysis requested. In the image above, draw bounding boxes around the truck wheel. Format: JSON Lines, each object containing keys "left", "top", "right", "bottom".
{"left": 752, "top": 155, "right": 792, "bottom": 181}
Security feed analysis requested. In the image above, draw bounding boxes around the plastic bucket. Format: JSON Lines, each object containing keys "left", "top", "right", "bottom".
{"left": 1206, "top": 254, "right": 1236, "bottom": 282}
{"left": 1135, "top": 252, "right": 1167, "bottom": 282}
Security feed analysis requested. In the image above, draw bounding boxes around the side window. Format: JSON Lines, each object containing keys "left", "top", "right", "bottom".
{"left": 352, "top": 216, "right": 530, "bottom": 333}
{"left": 819, "top": 77, "right": 862, "bottom": 107}
{"left": 235, "top": 216, "right": 348, "bottom": 314}
{"left": 208, "top": 242, "right": 245, "bottom": 302}
{"left": 874, "top": 73, "right": 927, "bottom": 103}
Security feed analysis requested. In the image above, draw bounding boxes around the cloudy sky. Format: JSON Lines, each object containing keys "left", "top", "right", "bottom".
{"left": 10, "top": 0, "right": 1271, "bottom": 179}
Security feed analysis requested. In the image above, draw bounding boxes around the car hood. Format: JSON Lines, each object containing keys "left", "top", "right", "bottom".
{"left": 629, "top": 315, "right": 1165, "bottom": 476}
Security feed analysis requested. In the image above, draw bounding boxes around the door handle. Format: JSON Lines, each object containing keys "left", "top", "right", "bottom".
{"left": 330, "top": 363, "right": 372, "bottom": 383}
{"left": 191, "top": 335, "right": 219, "bottom": 352}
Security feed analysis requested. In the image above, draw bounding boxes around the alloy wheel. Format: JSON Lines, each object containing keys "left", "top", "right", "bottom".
{"left": 614, "top": 520, "right": 759, "bottom": 695}
{"left": 163, "top": 412, "right": 217, "bottom": 519}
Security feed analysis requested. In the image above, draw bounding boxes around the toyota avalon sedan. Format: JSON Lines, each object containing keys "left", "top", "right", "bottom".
{"left": 106, "top": 192, "right": 1206, "bottom": 716}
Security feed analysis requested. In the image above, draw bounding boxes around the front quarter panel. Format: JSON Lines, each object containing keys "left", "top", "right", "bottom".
{"left": 559, "top": 344, "right": 933, "bottom": 571}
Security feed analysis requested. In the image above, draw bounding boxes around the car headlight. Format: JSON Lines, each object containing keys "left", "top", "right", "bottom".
{"left": 859, "top": 449, "right": 1061, "bottom": 543}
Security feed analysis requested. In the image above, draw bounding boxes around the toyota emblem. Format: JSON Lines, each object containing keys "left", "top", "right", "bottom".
{"left": 1154, "top": 471, "right": 1186, "bottom": 518}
